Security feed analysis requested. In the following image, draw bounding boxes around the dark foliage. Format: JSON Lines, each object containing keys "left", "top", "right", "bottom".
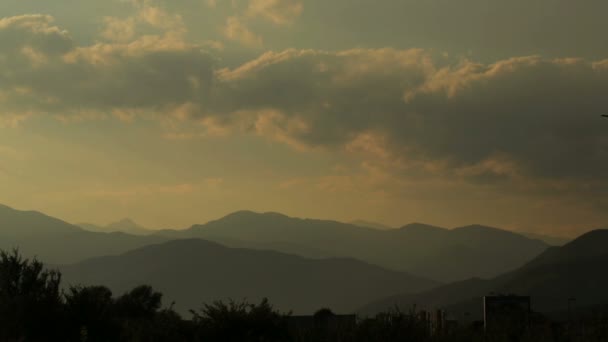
{"left": 191, "top": 298, "right": 290, "bottom": 342}
{"left": 0, "top": 249, "right": 64, "bottom": 341}
{"left": 354, "top": 308, "right": 431, "bottom": 342}
{"left": 0, "top": 249, "right": 607, "bottom": 342}
{"left": 65, "top": 285, "right": 117, "bottom": 341}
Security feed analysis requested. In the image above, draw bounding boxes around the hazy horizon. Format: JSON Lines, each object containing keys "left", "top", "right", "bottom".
{"left": 0, "top": 202, "right": 579, "bottom": 240}
{"left": 1, "top": 0, "right": 608, "bottom": 238}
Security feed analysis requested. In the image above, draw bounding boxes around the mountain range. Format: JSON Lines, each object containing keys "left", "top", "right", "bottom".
{"left": 360, "top": 229, "right": 608, "bottom": 319}
{"left": 0, "top": 204, "right": 556, "bottom": 281}
{"left": 60, "top": 238, "right": 439, "bottom": 315}
{"left": 350, "top": 220, "right": 395, "bottom": 230}
{"left": 1, "top": 202, "right": 604, "bottom": 318}
{"left": 78, "top": 218, "right": 153, "bottom": 236}
{"left": 519, "top": 231, "right": 571, "bottom": 246}
{"left": 157, "top": 211, "right": 550, "bottom": 282}
{"left": 0, "top": 204, "right": 168, "bottom": 264}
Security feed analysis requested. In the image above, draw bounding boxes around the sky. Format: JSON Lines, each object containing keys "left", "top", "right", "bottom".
{"left": 1, "top": 0, "right": 607, "bottom": 236}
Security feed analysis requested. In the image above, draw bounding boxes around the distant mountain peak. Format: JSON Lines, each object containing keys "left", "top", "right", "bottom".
{"left": 108, "top": 218, "right": 140, "bottom": 229}
{"left": 0, "top": 203, "right": 42, "bottom": 216}
{"left": 399, "top": 223, "right": 447, "bottom": 232}
{"left": 558, "top": 229, "right": 608, "bottom": 258}
{"left": 524, "top": 229, "right": 608, "bottom": 268}
{"left": 351, "top": 220, "right": 394, "bottom": 230}
{"left": 517, "top": 231, "right": 571, "bottom": 246}
{"left": 78, "top": 217, "right": 151, "bottom": 235}
{"left": 218, "top": 210, "right": 291, "bottom": 222}
{"left": 222, "top": 210, "right": 262, "bottom": 219}
{"left": 568, "top": 229, "right": 608, "bottom": 243}
{"left": 452, "top": 224, "right": 522, "bottom": 236}
{"left": 262, "top": 211, "right": 290, "bottom": 217}
{"left": 226, "top": 210, "right": 258, "bottom": 216}
{"left": 453, "top": 224, "right": 499, "bottom": 231}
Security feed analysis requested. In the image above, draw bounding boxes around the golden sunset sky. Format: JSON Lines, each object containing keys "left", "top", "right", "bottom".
{"left": 1, "top": 0, "right": 607, "bottom": 236}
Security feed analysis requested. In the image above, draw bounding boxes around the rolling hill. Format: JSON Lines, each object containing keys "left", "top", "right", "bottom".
{"left": 519, "top": 231, "right": 571, "bottom": 246}
{"left": 0, "top": 204, "right": 168, "bottom": 264}
{"left": 360, "top": 229, "right": 608, "bottom": 319}
{"left": 157, "top": 211, "right": 549, "bottom": 282}
{"left": 60, "top": 238, "right": 440, "bottom": 315}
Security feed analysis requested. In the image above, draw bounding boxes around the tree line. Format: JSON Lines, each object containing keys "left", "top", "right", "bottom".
{"left": 1, "top": 249, "right": 607, "bottom": 342}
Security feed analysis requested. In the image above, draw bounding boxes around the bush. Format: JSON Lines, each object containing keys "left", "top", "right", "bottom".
{"left": 191, "top": 298, "right": 290, "bottom": 342}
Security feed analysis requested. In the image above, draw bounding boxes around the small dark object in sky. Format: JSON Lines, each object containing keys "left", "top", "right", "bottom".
{"left": 603, "top": 115, "right": 608, "bottom": 118}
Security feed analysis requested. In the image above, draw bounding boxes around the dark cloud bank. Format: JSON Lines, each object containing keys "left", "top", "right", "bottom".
{"left": 1, "top": 14, "right": 608, "bottom": 201}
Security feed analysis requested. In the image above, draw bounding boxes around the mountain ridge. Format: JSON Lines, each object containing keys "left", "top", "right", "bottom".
{"left": 60, "top": 238, "right": 440, "bottom": 315}
{"left": 157, "top": 210, "right": 549, "bottom": 282}
{"left": 78, "top": 218, "right": 153, "bottom": 236}
{"left": 360, "top": 229, "right": 608, "bottom": 318}
{"left": 0, "top": 204, "right": 169, "bottom": 264}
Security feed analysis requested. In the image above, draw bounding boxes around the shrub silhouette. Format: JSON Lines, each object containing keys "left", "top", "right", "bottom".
{"left": 191, "top": 298, "right": 290, "bottom": 342}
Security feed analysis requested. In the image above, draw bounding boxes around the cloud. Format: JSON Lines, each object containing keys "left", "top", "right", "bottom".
{"left": 223, "top": 16, "right": 263, "bottom": 47}
{"left": 219, "top": 0, "right": 303, "bottom": 47}
{"left": 0, "top": 15, "right": 73, "bottom": 62}
{"left": 205, "top": 0, "right": 218, "bottom": 8}
{"left": 0, "top": 145, "right": 24, "bottom": 160}
{"left": 98, "top": 0, "right": 187, "bottom": 43}
{"left": 212, "top": 50, "right": 608, "bottom": 183}
{"left": 0, "top": 112, "right": 33, "bottom": 128}
{"left": 1, "top": 14, "right": 608, "bottom": 192}
{"left": 0, "top": 14, "right": 216, "bottom": 123}
{"left": 243, "top": 109, "right": 312, "bottom": 150}
{"left": 137, "top": 5, "right": 186, "bottom": 33}
{"left": 247, "top": 0, "right": 303, "bottom": 26}
{"left": 101, "top": 16, "right": 137, "bottom": 42}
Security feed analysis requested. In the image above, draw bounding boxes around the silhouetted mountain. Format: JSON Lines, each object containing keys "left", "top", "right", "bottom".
{"left": 350, "top": 220, "right": 394, "bottom": 230}
{"left": 78, "top": 222, "right": 105, "bottom": 232}
{"left": 0, "top": 204, "right": 168, "bottom": 264}
{"left": 60, "top": 239, "right": 439, "bottom": 315}
{"left": 361, "top": 229, "right": 608, "bottom": 319}
{"left": 0, "top": 203, "right": 81, "bottom": 237}
{"left": 403, "top": 224, "right": 548, "bottom": 281}
{"left": 519, "top": 231, "right": 571, "bottom": 246}
{"left": 78, "top": 218, "right": 153, "bottom": 236}
{"left": 158, "top": 211, "right": 549, "bottom": 281}
{"left": 191, "top": 236, "right": 335, "bottom": 259}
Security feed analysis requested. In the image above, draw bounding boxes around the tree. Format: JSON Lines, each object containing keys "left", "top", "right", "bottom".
{"left": 192, "top": 298, "right": 290, "bottom": 342}
{"left": 115, "top": 285, "right": 162, "bottom": 319}
{"left": 65, "top": 285, "right": 117, "bottom": 341}
{"left": 65, "top": 284, "right": 186, "bottom": 342}
{"left": 0, "top": 249, "right": 65, "bottom": 341}
{"left": 113, "top": 285, "right": 165, "bottom": 341}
